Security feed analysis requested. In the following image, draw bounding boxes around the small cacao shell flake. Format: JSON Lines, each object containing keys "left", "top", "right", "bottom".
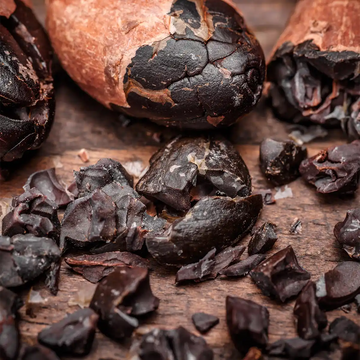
{"left": 192, "top": 312, "right": 219, "bottom": 334}
{"left": 0, "top": 0, "right": 55, "bottom": 168}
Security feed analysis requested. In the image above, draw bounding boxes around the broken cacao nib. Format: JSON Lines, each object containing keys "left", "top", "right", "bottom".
{"left": 248, "top": 222, "right": 277, "bottom": 255}
{"left": 131, "top": 327, "right": 213, "bottom": 360}
{"left": 146, "top": 194, "right": 262, "bottom": 266}
{"left": 260, "top": 139, "right": 307, "bottom": 186}
{"left": 299, "top": 141, "right": 360, "bottom": 194}
{"left": 38, "top": 308, "right": 98, "bottom": 355}
{"left": 90, "top": 267, "right": 159, "bottom": 340}
{"left": 60, "top": 181, "right": 165, "bottom": 253}
{"left": 293, "top": 281, "right": 327, "bottom": 340}
{"left": 136, "top": 136, "right": 252, "bottom": 212}
{"left": 267, "top": 337, "right": 316, "bottom": 359}
{"left": 0, "top": 287, "right": 23, "bottom": 360}
{"left": 329, "top": 317, "right": 360, "bottom": 345}
{"left": 255, "top": 189, "right": 276, "bottom": 205}
{"left": 220, "top": 254, "right": 266, "bottom": 277}
{"left": 250, "top": 246, "right": 310, "bottom": 302}
{"left": 74, "top": 158, "right": 133, "bottom": 197}
{"left": 316, "top": 262, "right": 360, "bottom": 309}
{"left": 192, "top": 313, "right": 219, "bottom": 334}
{"left": 267, "top": 0, "right": 360, "bottom": 135}
{"left": 20, "top": 345, "right": 60, "bottom": 360}
{"left": 175, "top": 249, "right": 216, "bottom": 284}
{"left": 334, "top": 208, "right": 360, "bottom": 261}
{"left": 2, "top": 188, "right": 60, "bottom": 241}
{"left": 0, "top": 234, "right": 61, "bottom": 288}
{"left": 0, "top": 0, "right": 55, "bottom": 167}
{"left": 226, "top": 296, "right": 269, "bottom": 354}
{"left": 65, "top": 251, "right": 149, "bottom": 283}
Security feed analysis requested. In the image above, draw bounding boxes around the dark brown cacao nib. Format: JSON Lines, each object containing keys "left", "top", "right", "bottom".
{"left": 118, "top": 0, "right": 265, "bottom": 129}
{"left": 192, "top": 313, "right": 219, "bottom": 334}
{"left": 175, "top": 249, "right": 216, "bottom": 284}
{"left": 267, "top": 337, "right": 316, "bottom": 359}
{"left": 60, "top": 182, "right": 165, "bottom": 253}
{"left": 38, "top": 308, "right": 98, "bottom": 355}
{"left": 0, "top": 0, "right": 55, "bottom": 165}
{"left": 220, "top": 254, "right": 266, "bottom": 277}
{"left": 334, "top": 208, "right": 360, "bottom": 260}
{"left": 131, "top": 327, "right": 213, "bottom": 360}
{"left": 0, "top": 287, "right": 23, "bottom": 360}
{"left": 250, "top": 246, "right": 310, "bottom": 302}
{"left": 23, "top": 168, "right": 73, "bottom": 207}
{"left": 74, "top": 158, "right": 133, "bottom": 197}
{"left": 136, "top": 136, "right": 252, "bottom": 212}
{"left": 0, "top": 234, "right": 61, "bottom": 288}
{"left": 90, "top": 267, "right": 159, "bottom": 340}
{"left": 146, "top": 194, "right": 262, "bottom": 266}
{"left": 248, "top": 222, "right": 277, "bottom": 255}
{"left": 299, "top": 140, "right": 360, "bottom": 194}
{"left": 329, "top": 317, "right": 360, "bottom": 345}
{"left": 64, "top": 251, "right": 149, "bottom": 283}
{"left": 44, "top": 259, "right": 61, "bottom": 296}
{"left": 268, "top": 41, "right": 360, "bottom": 136}
{"left": 293, "top": 281, "right": 327, "bottom": 340}
{"left": 316, "top": 261, "right": 360, "bottom": 309}
{"left": 2, "top": 188, "right": 60, "bottom": 241}
{"left": 255, "top": 189, "right": 276, "bottom": 205}
{"left": 19, "top": 345, "right": 60, "bottom": 360}
{"left": 260, "top": 138, "right": 307, "bottom": 186}
{"left": 226, "top": 296, "right": 269, "bottom": 354}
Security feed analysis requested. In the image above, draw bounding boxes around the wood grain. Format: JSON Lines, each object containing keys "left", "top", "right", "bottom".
{"left": 1, "top": 1, "right": 359, "bottom": 359}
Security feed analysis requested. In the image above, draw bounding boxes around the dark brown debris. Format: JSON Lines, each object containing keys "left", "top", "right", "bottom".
{"left": 220, "top": 254, "right": 266, "bottom": 278}
{"left": 260, "top": 138, "right": 307, "bottom": 186}
{"left": 226, "top": 296, "right": 269, "bottom": 354}
{"left": 90, "top": 267, "right": 159, "bottom": 340}
{"left": 255, "top": 189, "right": 276, "bottom": 205}
{"left": 293, "top": 281, "right": 327, "bottom": 340}
{"left": 192, "top": 312, "right": 219, "bottom": 334}
{"left": 250, "top": 246, "right": 310, "bottom": 302}
{"left": 38, "top": 308, "right": 99, "bottom": 355}
{"left": 316, "top": 261, "right": 360, "bottom": 309}
{"left": 65, "top": 251, "right": 149, "bottom": 283}
{"left": 248, "top": 222, "right": 277, "bottom": 255}
{"left": 267, "top": 337, "right": 316, "bottom": 359}
{"left": 329, "top": 317, "right": 360, "bottom": 345}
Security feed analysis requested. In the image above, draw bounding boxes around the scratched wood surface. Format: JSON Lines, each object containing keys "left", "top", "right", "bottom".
{"left": 1, "top": 0, "right": 359, "bottom": 359}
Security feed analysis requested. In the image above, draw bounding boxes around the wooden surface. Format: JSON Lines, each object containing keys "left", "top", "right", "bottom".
{"left": 1, "top": 1, "right": 359, "bottom": 359}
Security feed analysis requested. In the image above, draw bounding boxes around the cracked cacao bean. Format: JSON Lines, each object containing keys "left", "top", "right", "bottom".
{"left": 46, "top": 0, "right": 264, "bottom": 129}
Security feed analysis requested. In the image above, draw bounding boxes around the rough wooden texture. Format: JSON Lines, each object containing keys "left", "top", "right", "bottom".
{"left": 1, "top": 0, "right": 359, "bottom": 359}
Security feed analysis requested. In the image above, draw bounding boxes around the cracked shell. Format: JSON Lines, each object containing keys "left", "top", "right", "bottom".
{"left": 46, "top": 0, "right": 265, "bottom": 129}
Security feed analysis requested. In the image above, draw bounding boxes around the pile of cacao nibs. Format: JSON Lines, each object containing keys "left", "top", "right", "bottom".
{"left": 1, "top": 134, "right": 360, "bottom": 359}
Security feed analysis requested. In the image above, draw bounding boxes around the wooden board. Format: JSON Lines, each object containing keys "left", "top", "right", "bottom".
{"left": 1, "top": 1, "right": 359, "bottom": 359}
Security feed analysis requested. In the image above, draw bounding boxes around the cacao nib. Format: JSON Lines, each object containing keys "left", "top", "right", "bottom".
{"left": 44, "top": 259, "right": 61, "bottom": 296}
{"left": 131, "top": 327, "right": 213, "bottom": 360}
{"left": 293, "top": 281, "right": 327, "bottom": 340}
{"left": 65, "top": 251, "right": 149, "bottom": 283}
{"left": 226, "top": 296, "right": 269, "bottom": 354}
{"left": 250, "top": 246, "right": 310, "bottom": 302}
{"left": 299, "top": 141, "right": 360, "bottom": 194}
{"left": 248, "top": 222, "right": 277, "bottom": 255}
{"left": 192, "top": 312, "right": 219, "bottom": 334}
{"left": 2, "top": 188, "right": 60, "bottom": 241}
{"left": 0, "top": 287, "right": 23, "bottom": 360}
{"left": 0, "top": 234, "right": 61, "bottom": 288}
{"left": 255, "top": 189, "right": 276, "bottom": 205}
{"left": 90, "top": 267, "right": 159, "bottom": 340}
{"left": 19, "top": 345, "right": 60, "bottom": 360}
{"left": 220, "top": 254, "right": 266, "bottom": 277}
{"left": 136, "top": 136, "right": 251, "bottom": 212}
{"left": 146, "top": 194, "right": 263, "bottom": 266}
{"left": 260, "top": 139, "right": 307, "bottom": 186}
{"left": 0, "top": 0, "right": 55, "bottom": 166}
{"left": 23, "top": 168, "right": 73, "bottom": 207}
{"left": 175, "top": 249, "right": 216, "bottom": 284}
{"left": 316, "top": 262, "right": 360, "bottom": 309}
{"left": 334, "top": 208, "right": 360, "bottom": 261}
{"left": 38, "top": 308, "right": 98, "bottom": 355}
{"left": 329, "top": 317, "right": 360, "bottom": 345}
{"left": 74, "top": 158, "right": 133, "bottom": 197}
{"left": 267, "top": 337, "right": 316, "bottom": 359}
